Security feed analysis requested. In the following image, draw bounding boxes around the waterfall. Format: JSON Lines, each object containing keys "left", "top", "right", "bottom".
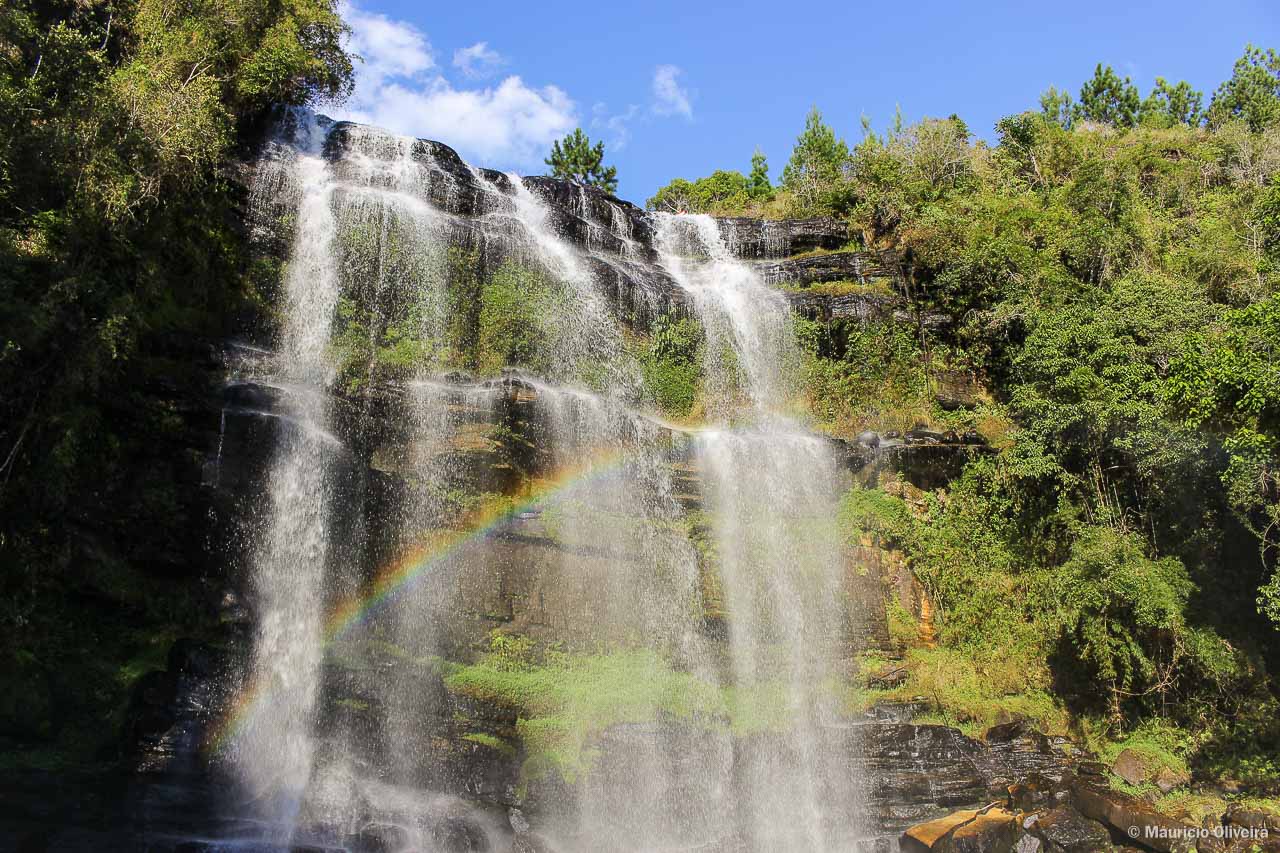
{"left": 654, "top": 213, "right": 860, "bottom": 850}
{"left": 234, "top": 109, "right": 342, "bottom": 833}
{"left": 219, "top": 112, "right": 864, "bottom": 852}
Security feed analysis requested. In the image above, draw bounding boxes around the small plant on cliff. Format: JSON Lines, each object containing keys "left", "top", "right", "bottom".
{"left": 640, "top": 313, "right": 703, "bottom": 416}
{"left": 545, "top": 128, "right": 618, "bottom": 193}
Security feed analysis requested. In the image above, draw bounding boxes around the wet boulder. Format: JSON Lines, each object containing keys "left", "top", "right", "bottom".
{"left": 1072, "top": 780, "right": 1196, "bottom": 852}
{"left": 1027, "top": 806, "right": 1113, "bottom": 853}
{"left": 900, "top": 805, "right": 1020, "bottom": 853}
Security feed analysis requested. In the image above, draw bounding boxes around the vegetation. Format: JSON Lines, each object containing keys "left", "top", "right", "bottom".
{"left": 0, "top": 0, "right": 351, "bottom": 764}
{"left": 638, "top": 313, "right": 703, "bottom": 416}
{"left": 443, "top": 630, "right": 809, "bottom": 787}
{"left": 545, "top": 127, "right": 618, "bottom": 193}
{"left": 646, "top": 151, "right": 774, "bottom": 214}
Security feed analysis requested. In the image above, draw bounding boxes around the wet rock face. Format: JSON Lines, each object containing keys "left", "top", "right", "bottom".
{"left": 715, "top": 216, "right": 850, "bottom": 258}
{"left": 756, "top": 250, "right": 896, "bottom": 287}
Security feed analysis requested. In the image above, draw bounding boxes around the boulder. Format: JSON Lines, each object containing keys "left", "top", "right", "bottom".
{"left": 951, "top": 808, "right": 1021, "bottom": 853}
{"left": 901, "top": 806, "right": 1020, "bottom": 853}
{"left": 1153, "top": 766, "right": 1189, "bottom": 795}
{"left": 901, "top": 808, "right": 983, "bottom": 852}
{"left": 1028, "top": 806, "right": 1113, "bottom": 852}
{"left": 1111, "top": 749, "right": 1152, "bottom": 787}
{"left": 1007, "top": 772, "right": 1072, "bottom": 812}
{"left": 1016, "top": 835, "right": 1044, "bottom": 853}
{"left": 1072, "top": 781, "right": 1196, "bottom": 852}
{"left": 1224, "top": 803, "right": 1280, "bottom": 833}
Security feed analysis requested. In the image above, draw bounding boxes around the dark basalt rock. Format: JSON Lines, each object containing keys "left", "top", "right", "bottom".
{"left": 1027, "top": 807, "right": 1113, "bottom": 853}
{"left": 715, "top": 216, "right": 849, "bottom": 258}
{"left": 785, "top": 289, "right": 902, "bottom": 322}
{"left": 1071, "top": 781, "right": 1197, "bottom": 852}
{"left": 755, "top": 250, "right": 896, "bottom": 287}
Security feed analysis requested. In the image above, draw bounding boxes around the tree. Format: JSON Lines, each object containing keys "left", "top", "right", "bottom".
{"left": 1207, "top": 44, "right": 1280, "bottom": 131}
{"left": 1075, "top": 63, "right": 1140, "bottom": 127}
{"left": 782, "top": 106, "right": 849, "bottom": 212}
{"left": 1040, "top": 86, "right": 1075, "bottom": 128}
{"left": 1138, "top": 78, "right": 1204, "bottom": 127}
{"left": 545, "top": 128, "right": 618, "bottom": 193}
{"left": 646, "top": 170, "right": 748, "bottom": 214}
{"left": 747, "top": 148, "right": 772, "bottom": 199}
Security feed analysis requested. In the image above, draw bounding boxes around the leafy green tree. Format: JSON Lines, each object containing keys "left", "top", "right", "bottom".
{"left": 545, "top": 128, "right": 618, "bottom": 193}
{"left": 646, "top": 177, "right": 695, "bottom": 213}
{"left": 646, "top": 170, "right": 749, "bottom": 214}
{"left": 1138, "top": 78, "right": 1204, "bottom": 127}
{"left": 782, "top": 106, "right": 849, "bottom": 213}
{"left": 747, "top": 148, "right": 772, "bottom": 199}
{"left": 1075, "top": 63, "right": 1141, "bottom": 127}
{"left": 1207, "top": 44, "right": 1280, "bottom": 131}
{"left": 1059, "top": 526, "right": 1195, "bottom": 721}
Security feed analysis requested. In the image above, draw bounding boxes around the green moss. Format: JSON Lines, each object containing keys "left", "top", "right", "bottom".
{"left": 335, "top": 698, "right": 370, "bottom": 712}
{"left": 840, "top": 486, "right": 914, "bottom": 547}
{"left": 442, "top": 631, "right": 841, "bottom": 787}
{"left": 885, "top": 594, "right": 920, "bottom": 648}
{"left": 462, "top": 732, "right": 517, "bottom": 755}
{"left": 860, "top": 645, "right": 1068, "bottom": 736}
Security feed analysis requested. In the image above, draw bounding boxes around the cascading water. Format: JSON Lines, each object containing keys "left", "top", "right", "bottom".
{"left": 654, "top": 213, "right": 861, "bottom": 850}
{"left": 216, "top": 111, "right": 867, "bottom": 852}
{"left": 233, "top": 110, "right": 342, "bottom": 834}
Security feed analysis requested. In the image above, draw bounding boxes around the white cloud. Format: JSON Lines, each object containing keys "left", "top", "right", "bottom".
{"left": 652, "top": 64, "right": 693, "bottom": 119}
{"left": 330, "top": 4, "right": 576, "bottom": 168}
{"left": 592, "top": 102, "right": 640, "bottom": 150}
{"left": 453, "top": 41, "right": 505, "bottom": 78}
{"left": 353, "top": 78, "right": 576, "bottom": 165}
{"left": 342, "top": 2, "right": 434, "bottom": 87}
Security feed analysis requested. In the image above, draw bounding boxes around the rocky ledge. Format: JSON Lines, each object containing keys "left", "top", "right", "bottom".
{"left": 897, "top": 728, "right": 1280, "bottom": 853}
{"left": 755, "top": 249, "right": 898, "bottom": 288}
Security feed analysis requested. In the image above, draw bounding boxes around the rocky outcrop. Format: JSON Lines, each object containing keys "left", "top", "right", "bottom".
{"left": 900, "top": 804, "right": 1022, "bottom": 853}
{"left": 755, "top": 250, "right": 897, "bottom": 287}
{"left": 1026, "top": 806, "right": 1113, "bottom": 852}
{"left": 715, "top": 216, "right": 849, "bottom": 258}
{"left": 893, "top": 748, "right": 1280, "bottom": 853}
{"left": 1071, "top": 782, "right": 1196, "bottom": 852}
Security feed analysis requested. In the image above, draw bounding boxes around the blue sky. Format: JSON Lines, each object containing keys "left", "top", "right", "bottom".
{"left": 330, "top": 0, "right": 1279, "bottom": 204}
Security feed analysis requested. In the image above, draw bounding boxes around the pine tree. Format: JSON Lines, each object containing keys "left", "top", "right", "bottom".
{"left": 1207, "top": 45, "right": 1280, "bottom": 131}
{"left": 1039, "top": 86, "right": 1075, "bottom": 128}
{"left": 1138, "top": 78, "right": 1204, "bottom": 127}
{"left": 1074, "top": 64, "right": 1140, "bottom": 127}
{"left": 781, "top": 107, "right": 849, "bottom": 211}
{"left": 545, "top": 128, "right": 619, "bottom": 194}
{"left": 747, "top": 148, "right": 772, "bottom": 199}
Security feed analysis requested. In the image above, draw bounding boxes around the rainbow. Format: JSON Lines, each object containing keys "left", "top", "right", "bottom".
{"left": 205, "top": 446, "right": 631, "bottom": 754}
